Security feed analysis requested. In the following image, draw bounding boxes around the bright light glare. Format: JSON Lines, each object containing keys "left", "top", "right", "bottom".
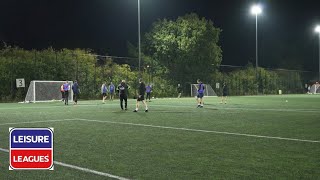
{"left": 251, "top": 5, "right": 262, "bottom": 15}
{"left": 315, "top": 25, "right": 320, "bottom": 33}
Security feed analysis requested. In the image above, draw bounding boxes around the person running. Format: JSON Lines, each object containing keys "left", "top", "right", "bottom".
{"left": 133, "top": 78, "right": 148, "bottom": 112}
{"left": 146, "top": 84, "right": 152, "bottom": 102}
{"left": 72, "top": 80, "right": 80, "bottom": 105}
{"left": 109, "top": 82, "right": 115, "bottom": 101}
{"left": 60, "top": 83, "right": 65, "bottom": 102}
{"left": 196, "top": 79, "right": 205, "bottom": 108}
{"left": 177, "top": 84, "right": 182, "bottom": 98}
{"left": 118, "top": 80, "right": 129, "bottom": 110}
{"left": 220, "top": 82, "right": 228, "bottom": 104}
{"left": 101, "top": 82, "right": 108, "bottom": 103}
{"left": 63, "top": 81, "right": 70, "bottom": 105}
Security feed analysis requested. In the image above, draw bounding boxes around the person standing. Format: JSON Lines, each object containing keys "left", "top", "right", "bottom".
{"left": 101, "top": 82, "right": 108, "bottom": 103}
{"left": 63, "top": 81, "right": 70, "bottom": 105}
{"left": 118, "top": 80, "right": 129, "bottom": 110}
{"left": 72, "top": 80, "right": 80, "bottom": 105}
{"left": 146, "top": 84, "right": 152, "bottom": 102}
{"left": 220, "top": 82, "right": 228, "bottom": 104}
{"left": 133, "top": 79, "right": 148, "bottom": 112}
{"left": 196, "top": 79, "right": 205, "bottom": 108}
{"left": 109, "top": 82, "right": 115, "bottom": 101}
{"left": 60, "top": 83, "right": 65, "bottom": 102}
{"left": 177, "top": 84, "right": 182, "bottom": 98}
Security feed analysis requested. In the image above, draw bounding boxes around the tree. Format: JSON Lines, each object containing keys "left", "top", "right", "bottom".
{"left": 143, "top": 13, "right": 222, "bottom": 85}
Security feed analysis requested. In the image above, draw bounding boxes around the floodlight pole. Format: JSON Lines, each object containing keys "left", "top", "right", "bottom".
{"left": 318, "top": 33, "right": 320, "bottom": 81}
{"left": 255, "top": 13, "right": 258, "bottom": 72}
{"left": 138, "top": 0, "right": 141, "bottom": 78}
{"left": 315, "top": 25, "right": 320, "bottom": 81}
{"left": 254, "top": 13, "right": 259, "bottom": 94}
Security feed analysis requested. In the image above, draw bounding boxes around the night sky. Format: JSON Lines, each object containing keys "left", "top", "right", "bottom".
{"left": 0, "top": 0, "right": 320, "bottom": 71}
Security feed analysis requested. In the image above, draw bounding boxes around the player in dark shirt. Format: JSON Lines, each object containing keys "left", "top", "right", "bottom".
{"left": 221, "top": 82, "right": 228, "bottom": 104}
{"left": 72, "top": 80, "right": 80, "bottom": 105}
{"left": 118, "top": 80, "right": 129, "bottom": 110}
{"left": 133, "top": 79, "right": 148, "bottom": 112}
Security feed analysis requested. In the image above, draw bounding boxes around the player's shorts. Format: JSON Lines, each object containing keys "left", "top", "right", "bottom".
{"left": 102, "top": 93, "right": 107, "bottom": 97}
{"left": 197, "top": 93, "right": 204, "bottom": 98}
{"left": 223, "top": 92, "right": 228, "bottom": 96}
{"left": 137, "top": 95, "right": 145, "bottom": 101}
{"left": 110, "top": 91, "right": 114, "bottom": 95}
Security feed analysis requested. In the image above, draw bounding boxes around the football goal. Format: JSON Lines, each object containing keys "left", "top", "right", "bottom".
{"left": 191, "top": 84, "right": 217, "bottom": 97}
{"left": 25, "top": 81, "right": 73, "bottom": 103}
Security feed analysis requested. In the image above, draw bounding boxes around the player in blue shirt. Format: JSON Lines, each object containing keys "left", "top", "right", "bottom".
{"left": 146, "top": 84, "right": 152, "bottom": 102}
{"left": 196, "top": 79, "right": 205, "bottom": 108}
{"left": 109, "top": 82, "right": 115, "bottom": 101}
{"left": 101, "top": 82, "right": 108, "bottom": 103}
{"left": 63, "top": 81, "right": 70, "bottom": 105}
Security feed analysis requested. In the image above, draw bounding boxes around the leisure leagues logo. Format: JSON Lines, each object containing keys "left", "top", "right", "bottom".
{"left": 9, "top": 128, "right": 54, "bottom": 170}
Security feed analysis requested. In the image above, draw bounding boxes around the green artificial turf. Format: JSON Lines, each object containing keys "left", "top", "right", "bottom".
{"left": 0, "top": 95, "right": 319, "bottom": 179}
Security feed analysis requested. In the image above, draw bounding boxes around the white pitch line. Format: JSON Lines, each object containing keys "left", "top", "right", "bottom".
{"left": 152, "top": 104, "right": 320, "bottom": 113}
{"left": 53, "top": 161, "right": 130, "bottom": 180}
{"left": 76, "top": 118, "right": 320, "bottom": 143}
{"left": 0, "top": 148, "right": 130, "bottom": 180}
{"left": 0, "top": 103, "right": 117, "bottom": 110}
{"left": 0, "top": 119, "right": 78, "bottom": 126}
{"left": 0, "top": 148, "right": 9, "bottom": 153}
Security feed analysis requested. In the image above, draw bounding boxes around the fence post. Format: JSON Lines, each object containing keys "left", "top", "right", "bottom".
{"left": 11, "top": 57, "right": 14, "bottom": 100}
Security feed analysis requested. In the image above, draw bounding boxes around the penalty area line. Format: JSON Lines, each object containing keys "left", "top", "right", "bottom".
{"left": 0, "top": 148, "right": 130, "bottom": 180}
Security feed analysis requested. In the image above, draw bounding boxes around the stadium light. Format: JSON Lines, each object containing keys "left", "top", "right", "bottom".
{"left": 315, "top": 25, "right": 320, "bottom": 81}
{"left": 315, "top": 25, "right": 320, "bottom": 33}
{"left": 251, "top": 5, "right": 262, "bottom": 15}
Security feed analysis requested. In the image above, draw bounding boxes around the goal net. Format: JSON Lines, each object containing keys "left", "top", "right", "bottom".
{"left": 25, "top": 81, "right": 73, "bottom": 102}
{"left": 191, "top": 84, "right": 217, "bottom": 97}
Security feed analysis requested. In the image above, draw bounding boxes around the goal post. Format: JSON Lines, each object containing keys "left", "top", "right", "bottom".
{"left": 25, "top": 80, "right": 73, "bottom": 103}
{"left": 191, "top": 84, "right": 217, "bottom": 97}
